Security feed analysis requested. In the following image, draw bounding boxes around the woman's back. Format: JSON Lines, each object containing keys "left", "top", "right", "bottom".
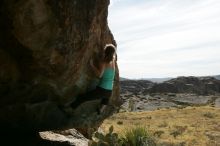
{"left": 98, "top": 67, "right": 115, "bottom": 90}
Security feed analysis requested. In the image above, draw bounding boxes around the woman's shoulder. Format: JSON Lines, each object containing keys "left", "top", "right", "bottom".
{"left": 104, "top": 62, "right": 115, "bottom": 70}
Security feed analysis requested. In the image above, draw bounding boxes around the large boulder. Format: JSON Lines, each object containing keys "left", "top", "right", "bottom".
{"left": 0, "top": 0, "right": 121, "bottom": 134}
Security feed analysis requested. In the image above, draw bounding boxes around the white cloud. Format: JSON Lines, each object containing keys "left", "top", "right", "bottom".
{"left": 109, "top": 0, "right": 220, "bottom": 78}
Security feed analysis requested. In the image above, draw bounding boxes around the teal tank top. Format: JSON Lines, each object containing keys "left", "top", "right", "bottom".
{"left": 98, "top": 68, "right": 115, "bottom": 90}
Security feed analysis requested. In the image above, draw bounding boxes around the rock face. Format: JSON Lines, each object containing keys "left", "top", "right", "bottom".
{"left": 0, "top": 0, "right": 120, "bottom": 134}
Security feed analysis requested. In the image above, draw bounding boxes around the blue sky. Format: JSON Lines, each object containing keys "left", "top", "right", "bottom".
{"left": 108, "top": 0, "right": 220, "bottom": 79}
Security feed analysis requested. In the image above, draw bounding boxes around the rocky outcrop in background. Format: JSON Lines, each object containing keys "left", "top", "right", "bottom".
{"left": 120, "top": 76, "right": 220, "bottom": 95}
{"left": 145, "top": 76, "right": 220, "bottom": 95}
{"left": 120, "top": 76, "right": 220, "bottom": 112}
{"left": 0, "top": 0, "right": 120, "bottom": 142}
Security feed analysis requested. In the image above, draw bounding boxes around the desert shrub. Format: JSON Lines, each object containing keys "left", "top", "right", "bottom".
{"left": 117, "top": 121, "right": 123, "bottom": 125}
{"left": 89, "top": 126, "right": 157, "bottom": 146}
{"left": 170, "top": 130, "right": 181, "bottom": 138}
{"left": 170, "top": 125, "right": 187, "bottom": 138}
{"left": 146, "top": 116, "right": 152, "bottom": 119}
{"left": 89, "top": 126, "right": 123, "bottom": 146}
{"left": 203, "top": 112, "right": 215, "bottom": 118}
{"left": 121, "top": 126, "right": 157, "bottom": 146}
{"left": 153, "top": 130, "right": 164, "bottom": 138}
{"left": 158, "top": 121, "right": 168, "bottom": 128}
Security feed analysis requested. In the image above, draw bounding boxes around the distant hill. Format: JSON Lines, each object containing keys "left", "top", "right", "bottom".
{"left": 120, "top": 75, "right": 220, "bottom": 95}
{"left": 214, "top": 75, "right": 220, "bottom": 80}
{"left": 120, "top": 77, "right": 172, "bottom": 83}
{"left": 119, "top": 77, "right": 129, "bottom": 81}
{"left": 145, "top": 76, "right": 220, "bottom": 95}
{"left": 120, "top": 75, "right": 220, "bottom": 82}
{"left": 141, "top": 77, "right": 172, "bottom": 83}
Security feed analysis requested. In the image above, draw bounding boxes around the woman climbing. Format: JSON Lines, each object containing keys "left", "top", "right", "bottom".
{"left": 70, "top": 44, "right": 116, "bottom": 114}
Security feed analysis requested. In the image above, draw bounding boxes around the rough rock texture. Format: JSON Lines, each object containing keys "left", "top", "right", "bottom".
{"left": 0, "top": 0, "right": 120, "bottom": 135}
{"left": 39, "top": 129, "right": 89, "bottom": 146}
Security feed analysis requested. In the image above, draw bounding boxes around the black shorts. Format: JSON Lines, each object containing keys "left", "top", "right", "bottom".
{"left": 96, "top": 86, "right": 112, "bottom": 104}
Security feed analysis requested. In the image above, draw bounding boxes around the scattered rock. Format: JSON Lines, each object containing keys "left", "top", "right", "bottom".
{"left": 215, "top": 98, "right": 220, "bottom": 107}
{"left": 40, "top": 129, "right": 89, "bottom": 146}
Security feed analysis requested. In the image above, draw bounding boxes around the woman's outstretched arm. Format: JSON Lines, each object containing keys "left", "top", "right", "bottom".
{"left": 90, "top": 59, "right": 104, "bottom": 78}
